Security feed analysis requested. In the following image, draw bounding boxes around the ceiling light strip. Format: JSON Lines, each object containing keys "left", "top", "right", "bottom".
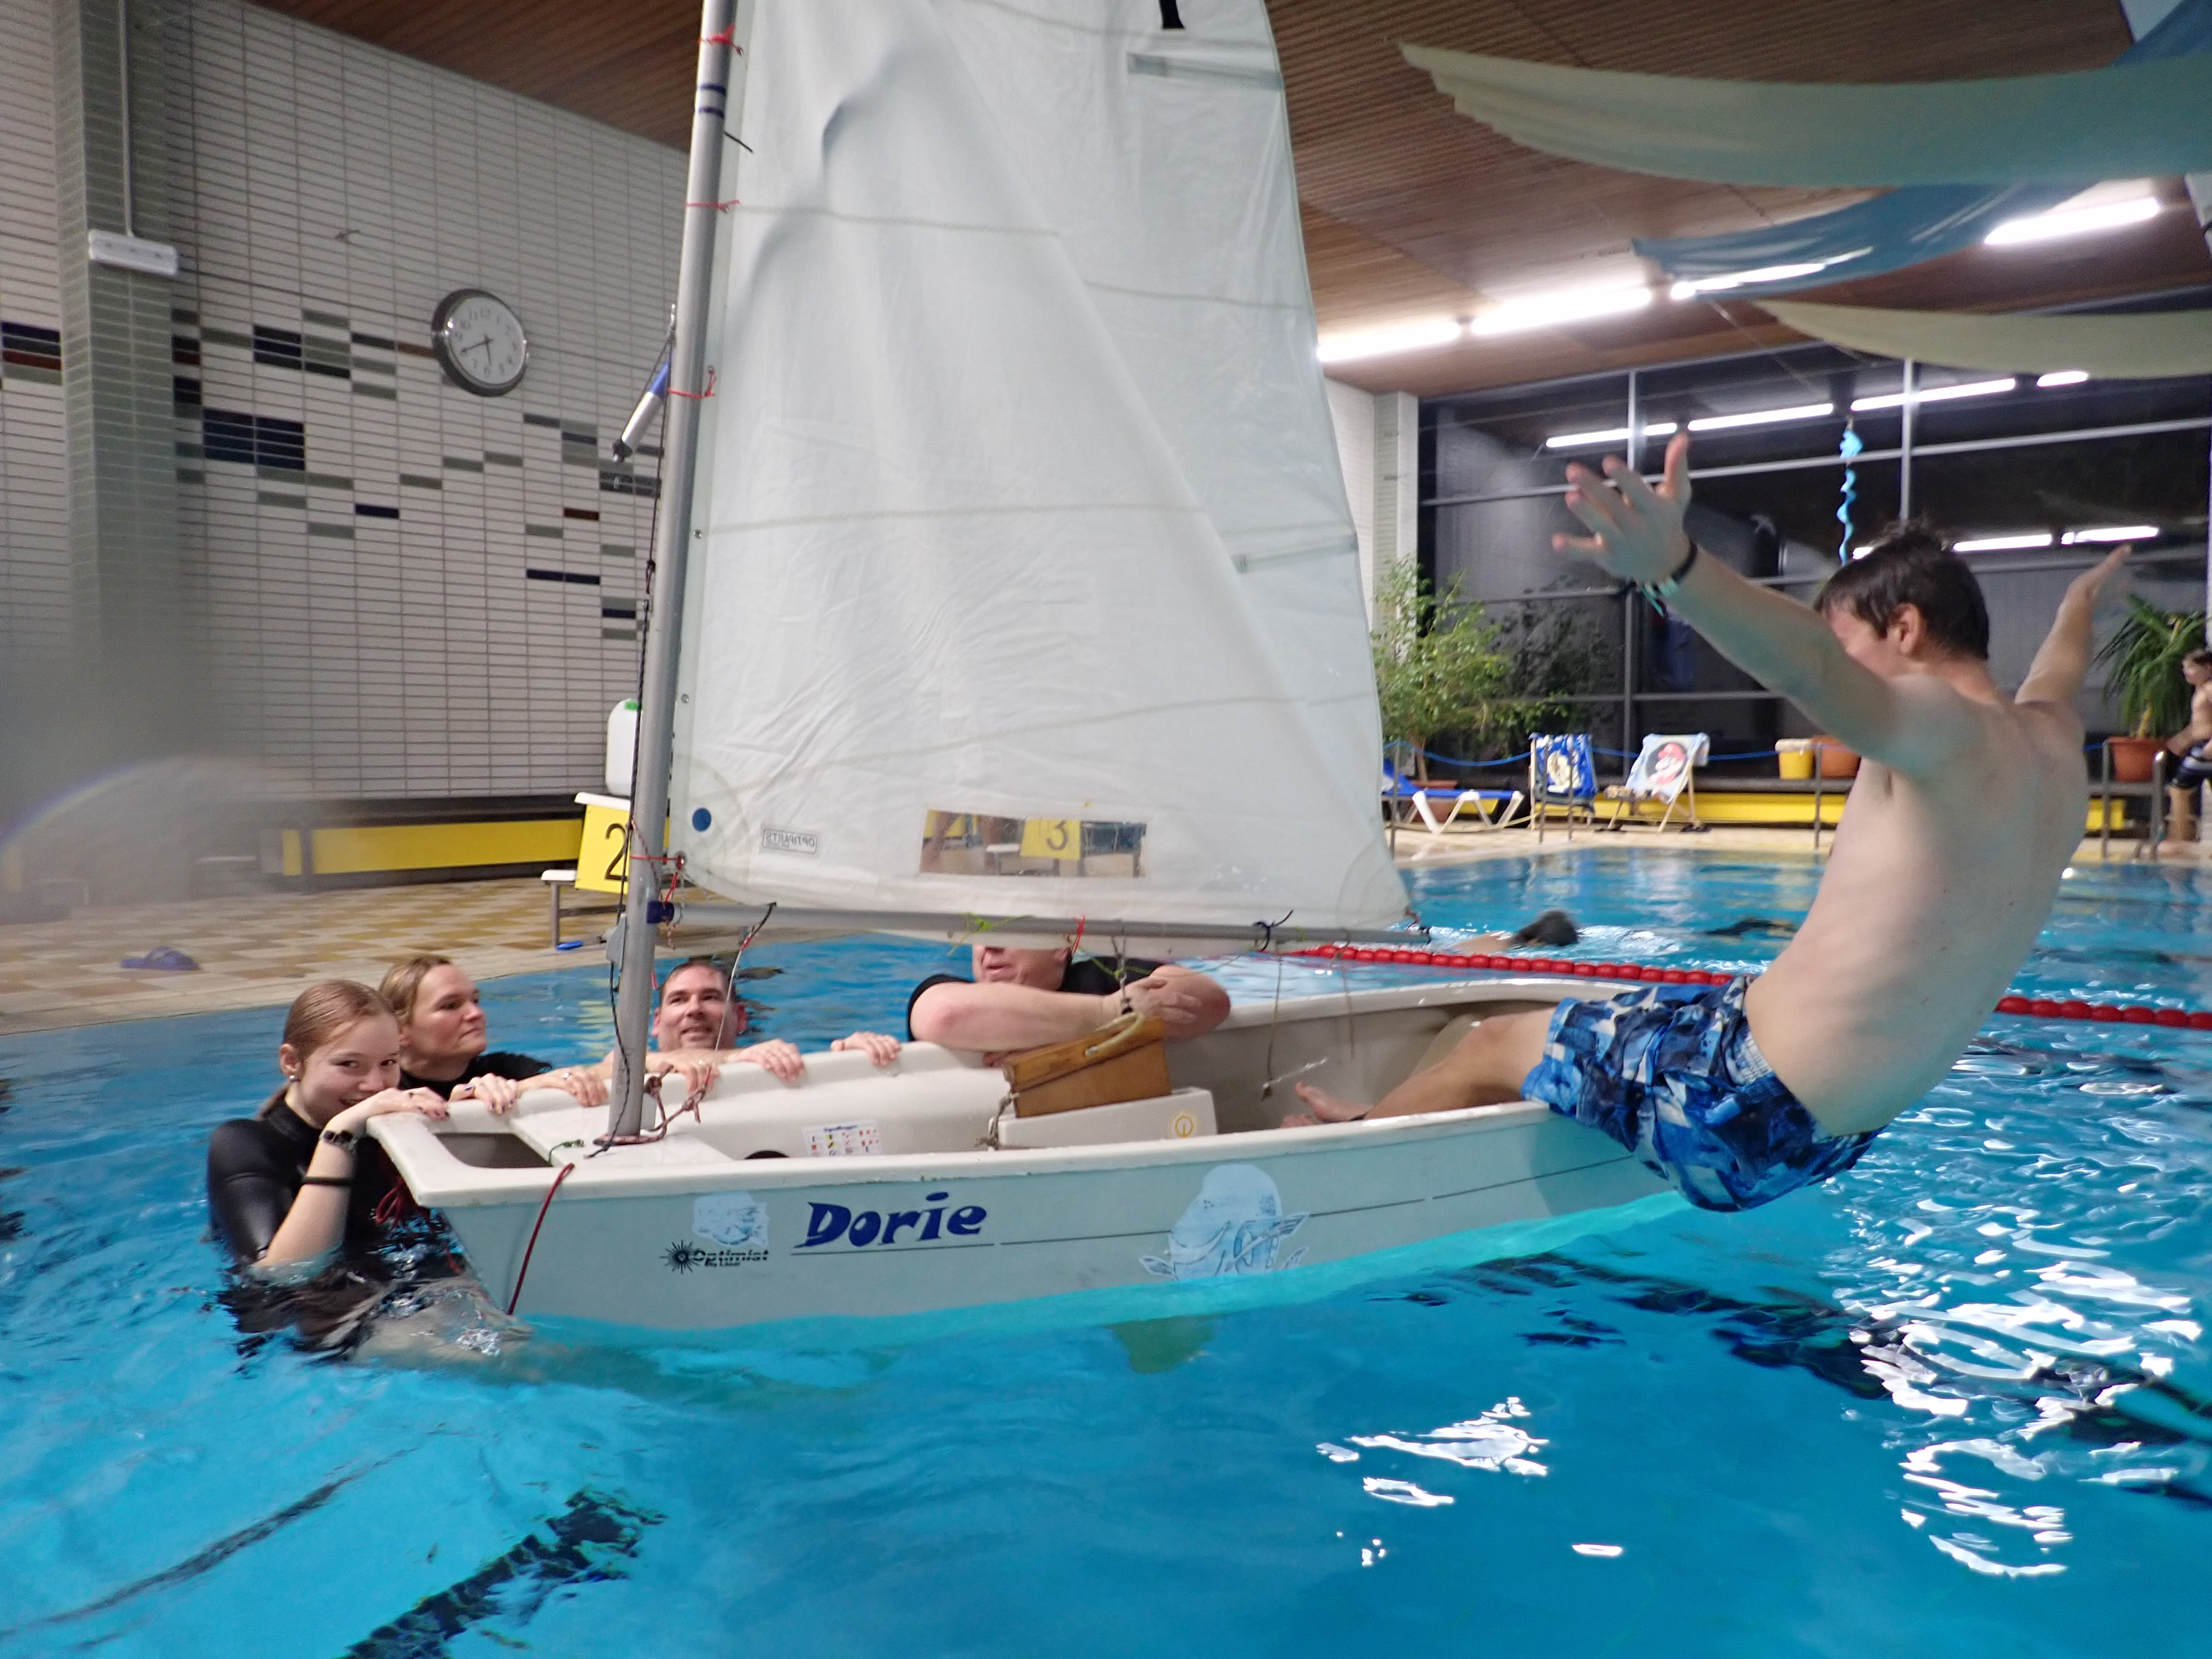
{"left": 1850, "top": 376, "right": 2016, "bottom": 412}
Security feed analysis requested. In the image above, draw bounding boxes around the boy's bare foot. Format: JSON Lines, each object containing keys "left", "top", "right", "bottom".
{"left": 1280, "top": 1080, "right": 1373, "bottom": 1128}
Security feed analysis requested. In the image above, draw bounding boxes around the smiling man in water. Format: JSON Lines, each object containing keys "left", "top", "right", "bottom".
{"left": 1292, "top": 434, "right": 2126, "bottom": 1212}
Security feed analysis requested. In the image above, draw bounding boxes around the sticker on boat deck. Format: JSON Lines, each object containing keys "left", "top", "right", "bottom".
{"left": 663, "top": 1190, "right": 772, "bottom": 1270}
{"left": 806, "top": 1120, "right": 881, "bottom": 1157}
{"left": 1141, "top": 1164, "right": 1307, "bottom": 1280}
{"left": 693, "top": 1190, "right": 768, "bottom": 1249}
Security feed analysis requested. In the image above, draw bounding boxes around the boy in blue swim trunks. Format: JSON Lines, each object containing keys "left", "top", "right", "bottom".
{"left": 1292, "top": 434, "right": 2131, "bottom": 1214}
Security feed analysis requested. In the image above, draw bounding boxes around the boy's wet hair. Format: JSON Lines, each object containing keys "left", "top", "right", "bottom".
{"left": 1813, "top": 519, "right": 1990, "bottom": 661}
{"left": 2185, "top": 648, "right": 2212, "bottom": 672}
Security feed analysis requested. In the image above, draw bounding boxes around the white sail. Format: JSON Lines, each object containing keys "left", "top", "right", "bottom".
{"left": 671, "top": 0, "right": 1406, "bottom": 932}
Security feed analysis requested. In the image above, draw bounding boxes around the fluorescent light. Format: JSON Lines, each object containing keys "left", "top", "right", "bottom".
{"left": 1543, "top": 420, "right": 1680, "bottom": 451}
{"left": 1986, "top": 195, "right": 2159, "bottom": 247}
{"left": 2061, "top": 525, "right": 2158, "bottom": 544}
{"left": 2037, "top": 369, "right": 2090, "bottom": 388}
{"left": 1667, "top": 255, "right": 1866, "bottom": 300}
{"left": 1954, "top": 532, "right": 2053, "bottom": 552}
{"left": 1469, "top": 285, "right": 1651, "bottom": 337}
{"left": 1317, "top": 319, "right": 1463, "bottom": 364}
{"left": 1685, "top": 401, "right": 1833, "bottom": 433}
{"left": 1850, "top": 376, "right": 2015, "bottom": 413}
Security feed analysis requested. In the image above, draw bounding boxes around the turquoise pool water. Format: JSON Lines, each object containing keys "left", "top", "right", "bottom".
{"left": 1, "top": 848, "right": 2206, "bottom": 1656}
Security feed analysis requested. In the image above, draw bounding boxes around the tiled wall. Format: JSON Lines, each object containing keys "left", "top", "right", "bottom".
{"left": 2, "top": 0, "right": 685, "bottom": 802}
{"left": 0, "top": 0, "right": 70, "bottom": 681}
{"left": 163, "top": 0, "right": 684, "bottom": 798}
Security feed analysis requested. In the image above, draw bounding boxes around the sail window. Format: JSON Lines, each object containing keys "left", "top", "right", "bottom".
{"left": 921, "top": 812, "right": 1146, "bottom": 879}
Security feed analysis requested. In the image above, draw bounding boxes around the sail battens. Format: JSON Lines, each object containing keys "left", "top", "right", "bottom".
{"left": 1079, "top": 279, "right": 1306, "bottom": 315}
{"left": 674, "top": 0, "right": 1404, "bottom": 933}
{"left": 729, "top": 203, "right": 1059, "bottom": 239}
{"left": 1126, "top": 53, "right": 1284, "bottom": 90}
{"left": 703, "top": 501, "right": 1211, "bottom": 536}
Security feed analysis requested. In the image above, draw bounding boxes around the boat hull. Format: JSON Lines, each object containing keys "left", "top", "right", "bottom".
{"left": 373, "top": 977, "right": 1670, "bottom": 1331}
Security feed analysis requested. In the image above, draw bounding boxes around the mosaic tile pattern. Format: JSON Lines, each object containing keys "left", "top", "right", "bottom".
{"left": 157, "top": 0, "right": 684, "bottom": 799}
{"left": 0, "top": 0, "right": 70, "bottom": 684}
{"left": 0, "top": 877, "right": 582, "bottom": 1037}
{"left": 0, "top": 0, "right": 684, "bottom": 802}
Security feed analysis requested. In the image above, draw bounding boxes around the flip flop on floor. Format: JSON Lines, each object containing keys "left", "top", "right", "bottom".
{"left": 120, "top": 945, "right": 199, "bottom": 971}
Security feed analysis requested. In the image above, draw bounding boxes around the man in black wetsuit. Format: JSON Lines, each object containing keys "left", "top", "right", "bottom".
{"left": 906, "top": 943, "right": 1232, "bottom": 1060}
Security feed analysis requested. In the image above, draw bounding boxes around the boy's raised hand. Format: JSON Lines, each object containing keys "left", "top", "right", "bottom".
{"left": 1552, "top": 431, "right": 1694, "bottom": 586}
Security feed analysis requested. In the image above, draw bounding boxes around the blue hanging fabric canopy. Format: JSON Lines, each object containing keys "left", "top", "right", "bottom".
{"left": 1760, "top": 300, "right": 2212, "bottom": 378}
{"left": 1631, "top": 0, "right": 2212, "bottom": 295}
{"left": 1400, "top": 17, "right": 2212, "bottom": 190}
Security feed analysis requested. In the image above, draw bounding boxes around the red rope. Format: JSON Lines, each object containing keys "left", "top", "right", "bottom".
{"left": 668, "top": 368, "right": 717, "bottom": 401}
{"left": 505, "top": 1160, "right": 575, "bottom": 1317}
{"left": 1289, "top": 945, "right": 2212, "bottom": 1029}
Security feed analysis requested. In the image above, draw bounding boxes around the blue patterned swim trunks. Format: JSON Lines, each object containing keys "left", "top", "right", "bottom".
{"left": 1520, "top": 977, "right": 1873, "bottom": 1213}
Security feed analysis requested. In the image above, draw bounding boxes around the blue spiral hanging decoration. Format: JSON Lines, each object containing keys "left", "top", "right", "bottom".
{"left": 1835, "top": 422, "right": 1863, "bottom": 561}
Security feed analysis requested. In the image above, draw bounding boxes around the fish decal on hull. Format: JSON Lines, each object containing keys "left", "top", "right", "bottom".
{"left": 1142, "top": 1164, "right": 1307, "bottom": 1280}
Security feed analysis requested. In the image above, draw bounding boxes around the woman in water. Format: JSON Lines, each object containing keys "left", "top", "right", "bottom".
{"left": 205, "top": 980, "right": 446, "bottom": 1267}
{"left": 380, "top": 955, "right": 605, "bottom": 1110}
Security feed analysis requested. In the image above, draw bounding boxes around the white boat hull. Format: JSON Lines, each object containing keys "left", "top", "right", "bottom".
{"left": 372, "top": 976, "right": 1670, "bottom": 1333}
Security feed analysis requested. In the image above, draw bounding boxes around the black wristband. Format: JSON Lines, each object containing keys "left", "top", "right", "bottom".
{"left": 1651, "top": 541, "right": 1699, "bottom": 598}
{"left": 320, "top": 1126, "right": 359, "bottom": 1154}
{"left": 299, "top": 1175, "right": 353, "bottom": 1187}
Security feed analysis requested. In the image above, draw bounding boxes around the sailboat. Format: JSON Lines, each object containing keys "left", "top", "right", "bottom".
{"left": 371, "top": 0, "right": 1666, "bottom": 1333}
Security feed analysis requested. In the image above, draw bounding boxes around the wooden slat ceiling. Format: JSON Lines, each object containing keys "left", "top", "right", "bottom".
{"left": 258, "top": 0, "right": 2212, "bottom": 396}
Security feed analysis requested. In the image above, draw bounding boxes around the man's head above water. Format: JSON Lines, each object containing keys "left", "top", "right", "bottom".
{"left": 654, "top": 957, "right": 747, "bottom": 1051}
{"left": 1813, "top": 520, "right": 1991, "bottom": 677}
{"left": 971, "top": 943, "right": 1072, "bottom": 991}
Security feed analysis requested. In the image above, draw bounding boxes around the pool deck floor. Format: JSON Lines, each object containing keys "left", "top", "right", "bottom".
{"left": 1, "top": 829, "right": 2203, "bottom": 1037}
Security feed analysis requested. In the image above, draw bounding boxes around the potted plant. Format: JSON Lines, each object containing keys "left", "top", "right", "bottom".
{"left": 1370, "top": 563, "right": 1547, "bottom": 782}
{"left": 2094, "top": 596, "right": 2208, "bottom": 781}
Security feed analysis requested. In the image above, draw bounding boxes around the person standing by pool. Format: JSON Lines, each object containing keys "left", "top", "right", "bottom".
{"left": 206, "top": 980, "right": 446, "bottom": 1267}
{"left": 380, "top": 956, "right": 606, "bottom": 1110}
{"left": 2161, "top": 647, "right": 2212, "bottom": 844}
{"left": 1292, "top": 436, "right": 2127, "bottom": 1214}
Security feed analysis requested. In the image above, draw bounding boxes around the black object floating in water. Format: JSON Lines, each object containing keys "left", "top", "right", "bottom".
{"left": 343, "top": 1489, "right": 661, "bottom": 1658}
{"left": 1702, "top": 916, "right": 1799, "bottom": 939}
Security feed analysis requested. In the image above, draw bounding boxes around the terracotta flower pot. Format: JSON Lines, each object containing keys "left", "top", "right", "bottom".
{"left": 1812, "top": 737, "right": 1860, "bottom": 779}
{"left": 2108, "top": 736, "right": 2164, "bottom": 784}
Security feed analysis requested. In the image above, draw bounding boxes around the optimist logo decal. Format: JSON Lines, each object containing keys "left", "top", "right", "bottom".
{"left": 760, "top": 826, "right": 819, "bottom": 856}
{"left": 797, "top": 1189, "right": 986, "bottom": 1250}
{"left": 664, "top": 1191, "right": 770, "bottom": 1270}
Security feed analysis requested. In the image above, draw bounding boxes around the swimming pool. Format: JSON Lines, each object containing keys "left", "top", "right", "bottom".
{"left": 1, "top": 847, "right": 2204, "bottom": 1656}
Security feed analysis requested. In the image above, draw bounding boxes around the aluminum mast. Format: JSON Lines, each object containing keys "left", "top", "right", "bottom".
{"left": 609, "top": 0, "right": 738, "bottom": 1140}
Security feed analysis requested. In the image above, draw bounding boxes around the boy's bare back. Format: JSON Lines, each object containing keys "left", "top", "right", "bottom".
{"left": 1751, "top": 677, "right": 2088, "bottom": 1136}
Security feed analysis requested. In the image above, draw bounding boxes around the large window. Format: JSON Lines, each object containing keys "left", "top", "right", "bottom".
{"left": 1421, "top": 309, "right": 2212, "bottom": 771}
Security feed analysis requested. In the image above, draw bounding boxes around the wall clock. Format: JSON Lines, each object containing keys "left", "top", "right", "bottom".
{"left": 431, "top": 288, "right": 529, "bottom": 397}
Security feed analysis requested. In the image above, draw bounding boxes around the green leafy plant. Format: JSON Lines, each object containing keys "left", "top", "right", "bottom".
{"left": 1371, "top": 562, "right": 1551, "bottom": 779}
{"left": 2094, "top": 595, "right": 2208, "bottom": 738}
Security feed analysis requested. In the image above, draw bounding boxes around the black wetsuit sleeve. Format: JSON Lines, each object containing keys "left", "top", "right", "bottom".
{"left": 1059, "top": 957, "right": 1165, "bottom": 997}
{"left": 404, "top": 1053, "right": 553, "bottom": 1099}
{"left": 472, "top": 1052, "right": 550, "bottom": 1082}
{"left": 206, "top": 1119, "right": 299, "bottom": 1264}
{"left": 906, "top": 975, "right": 971, "bottom": 1041}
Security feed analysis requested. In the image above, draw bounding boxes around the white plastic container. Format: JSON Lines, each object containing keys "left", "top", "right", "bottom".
{"left": 606, "top": 700, "right": 639, "bottom": 797}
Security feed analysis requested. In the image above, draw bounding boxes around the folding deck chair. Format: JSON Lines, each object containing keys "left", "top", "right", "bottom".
{"left": 1601, "top": 733, "right": 1710, "bottom": 832}
{"left": 1529, "top": 734, "right": 1597, "bottom": 841}
{"left": 1381, "top": 746, "right": 1526, "bottom": 848}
